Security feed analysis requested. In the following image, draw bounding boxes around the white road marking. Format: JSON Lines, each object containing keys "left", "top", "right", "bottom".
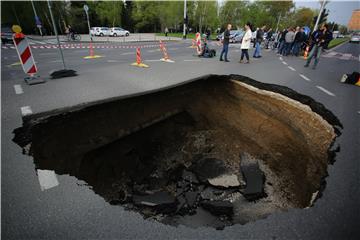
{"left": 339, "top": 53, "right": 352, "bottom": 60}
{"left": 120, "top": 52, "right": 134, "bottom": 55}
{"left": 107, "top": 60, "right": 120, "bottom": 63}
{"left": 358, "top": 111, "right": 360, "bottom": 114}
{"left": 316, "top": 86, "right": 336, "bottom": 97}
{"left": 184, "top": 59, "right": 201, "bottom": 62}
{"left": 74, "top": 50, "right": 88, "bottom": 53}
{"left": 288, "top": 66, "right": 296, "bottom": 71}
{"left": 282, "top": 61, "right": 288, "bottom": 65}
{"left": 279, "top": 57, "right": 283, "bottom": 61}
{"left": 49, "top": 60, "right": 62, "bottom": 63}
{"left": 14, "top": 84, "right": 23, "bottom": 94}
{"left": 299, "top": 74, "right": 311, "bottom": 82}
{"left": 37, "top": 169, "right": 59, "bottom": 191}
{"left": 21, "top": 106, "right": 33, "bottom": 116}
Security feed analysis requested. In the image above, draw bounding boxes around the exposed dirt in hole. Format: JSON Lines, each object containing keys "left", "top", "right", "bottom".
{"left": 13, "top": 75, "right": 342, "bottom": 230}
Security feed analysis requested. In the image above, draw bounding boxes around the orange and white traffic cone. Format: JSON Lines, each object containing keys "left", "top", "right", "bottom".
{"left": 303, "top": 45, "right": 310, "bottom": 59}
{"left": 84, "top": 42, "right": 102, "bottom": 59}
{"left": 131, "top": 47, "right": 149, "bottom": 68}
{"left": 188, "top": 39, "right": 197, "bottom": 48}
{"left": 159, "top": 40, "right": 174, "bottom": 63}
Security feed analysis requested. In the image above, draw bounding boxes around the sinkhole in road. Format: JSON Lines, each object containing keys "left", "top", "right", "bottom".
{"left": 13, "top": 74, "right": 342, "bottom": 230}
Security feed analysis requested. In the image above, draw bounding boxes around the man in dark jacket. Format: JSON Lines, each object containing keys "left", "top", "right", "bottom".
{"left": 253, "top": 25, "right": 265, "bottom": 58}
{"left": 304, "top": 24, "right": 332, "bottom": 69}
{"left": 220, "top": 24, "right": 231, "bottom": 62}
{"left": 277, "top": 28, "right": 288, "bottom": 54}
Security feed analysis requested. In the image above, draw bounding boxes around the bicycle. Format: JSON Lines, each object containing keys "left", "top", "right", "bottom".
{"left": 66, "top": 33, "right": 81, "bottom": 41}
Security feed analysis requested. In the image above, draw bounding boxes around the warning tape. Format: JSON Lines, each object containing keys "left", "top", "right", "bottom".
{"left": 2, "top": 44, "right": 161, "bottom": 50}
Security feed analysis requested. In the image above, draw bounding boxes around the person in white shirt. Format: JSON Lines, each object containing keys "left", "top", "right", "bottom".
{"left": 239, "top": 22, "right": 252, "bottom": 63}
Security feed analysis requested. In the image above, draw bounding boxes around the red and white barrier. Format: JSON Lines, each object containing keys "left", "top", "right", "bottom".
{"left": 13, "top": 33, "right": 37, "bottom": 76}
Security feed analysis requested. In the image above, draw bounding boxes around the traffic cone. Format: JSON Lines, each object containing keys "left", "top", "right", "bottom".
{"left": 131, "top": 47, "right": 149, "bottom": 68}
{"left": 159, "top": 40, "right": 174, "bottom": 63}
{"left": 83, "top": 42, "right": 102, "bottom": 59}
{"left": 303, "top": 45, "right": 310, "bottom": 59}
{"left": 188, "top": 39, "right": 197, "bottom": 48}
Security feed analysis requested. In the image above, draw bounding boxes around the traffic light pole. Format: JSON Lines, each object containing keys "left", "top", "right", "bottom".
{"left": 183, "top": 0, "right": 187, "bottom": 39}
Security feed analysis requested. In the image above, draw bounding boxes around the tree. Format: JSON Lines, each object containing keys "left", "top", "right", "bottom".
{"left": 339, "top": 25, "right": 348, "bottom": 35}
{"left": 294, "top": 7, "right": 316, "bottom": 28}
{"left": 194, "top": 0, "right": 219, "bottom": 33}
{"left": 220, "top": 0, "right": 247, "bottom": 29}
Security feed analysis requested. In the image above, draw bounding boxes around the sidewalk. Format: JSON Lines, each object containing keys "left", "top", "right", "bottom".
{"left": 28, "top": 33, "right": 182, "bottom": 43}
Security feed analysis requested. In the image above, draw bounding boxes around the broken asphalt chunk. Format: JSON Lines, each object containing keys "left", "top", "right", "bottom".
{"left": 133, "top": 191, "right": 177, "bottom": 213}
{"left": 201, "top": 200, "right": 233, "bottom": 217}
{"left": 240, "top": 154, "right": 265, "bottom": 201}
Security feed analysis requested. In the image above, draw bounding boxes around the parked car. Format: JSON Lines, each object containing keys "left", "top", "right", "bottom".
{"left": 93, "top": 27, "right": 110, "bottom": 36}
{"left": 349, "top": 33, "right": 360, "bottom": 43}
{"left": 1, "top": 26, "right": 13, "bottom": 44}
{"left": 109, "top": 27, "right": 130, "bottom": 37}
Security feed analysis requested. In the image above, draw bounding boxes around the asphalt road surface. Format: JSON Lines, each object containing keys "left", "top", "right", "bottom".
{"left": 1, "top": 39, "right": 359, "bottom": 239}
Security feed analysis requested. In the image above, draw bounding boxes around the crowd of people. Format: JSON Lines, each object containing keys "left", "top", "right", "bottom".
{"left": 218, "top": 23, "right": 333, "bottom": 70}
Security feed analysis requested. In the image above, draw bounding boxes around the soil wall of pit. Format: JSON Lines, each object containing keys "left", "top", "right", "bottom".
{"left": 14, "top": 75, "right": 340, "bottom": 208}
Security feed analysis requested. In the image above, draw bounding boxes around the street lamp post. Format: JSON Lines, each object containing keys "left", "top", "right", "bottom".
{"left": 183, "top": 0, "right": 187, "bottom": 39}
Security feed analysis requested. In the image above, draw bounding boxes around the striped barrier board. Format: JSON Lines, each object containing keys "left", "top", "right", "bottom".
{"left": 13, "top": 33, "right": 37, "bottom": 75}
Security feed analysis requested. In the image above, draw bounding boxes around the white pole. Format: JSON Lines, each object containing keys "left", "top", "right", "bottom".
{"left": 30, "top": 0, "right": 43, "bottom": 36}
{"left": 183, "top": 0, "right": 187, "bottom": 39}
{"left": 275, "top": 13, "right": 281, "bottom": 33}
{"left": 313, "top": 0, "right": 326, "bottom": 32}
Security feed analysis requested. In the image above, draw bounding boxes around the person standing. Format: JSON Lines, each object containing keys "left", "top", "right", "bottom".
{"left": 282, "top": 28, "right": 295, "bottom": 56}
{"left": 277, "top": 28, "right": 288, "bottom": 55}
{"left": 304, "top": 24, "right": 332, "bottom": 69}
{"left": 220, "top": 24, "right": 231, "bottom": 62}
{"left": 292, "top": 26, "right": 303, "bottom": 56}
{"left": 164, "top": 27, "right": 169, "bottom": 37}
{"left": 239, "top": 22, "right": 252, "bottom": 63}
{"left": 253, "top": 25, "right": 265, "bottom": 58}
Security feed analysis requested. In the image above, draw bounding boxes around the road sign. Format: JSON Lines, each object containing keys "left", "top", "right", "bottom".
{"left": 83, "top": 4, "right": 89, "bottom": 12}
{"left": 35, "top": 15, "right": 42, "bottom": 26}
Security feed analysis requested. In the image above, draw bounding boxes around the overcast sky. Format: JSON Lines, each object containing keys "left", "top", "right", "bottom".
{"left": 294, "top": 1, "right": 358, "bottom": 25}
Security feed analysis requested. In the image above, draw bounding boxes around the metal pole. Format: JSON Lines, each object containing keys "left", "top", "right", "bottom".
{"left": 85, "top": 11, "right": 92, "bottom": 42}
{"left": 275, "top": 13, "right": 281, "bottom": 33}
{"left": 30, "top": 0, "right": 43, "bottom": 36}
{"left": 47, "top": 0, "right": 66, "bottom": 69}
{"left": 183, "top": 0, "right": 187, "bottom": 39}
{"left": 313, "top": 0, "right": 326, "bottom": 32}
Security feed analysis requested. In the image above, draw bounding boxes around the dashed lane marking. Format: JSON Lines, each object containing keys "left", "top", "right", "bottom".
{"left": 282, "top": 61, "right": 288, "bottom": 65}
{"left": 316, "top": 86, "right": 336, "bottom": 97}
{"left": 37, "top": 169, "right": 59, "bottom": 191}
{"left": 14, "top": 85, "right": 23, "bottom": 94}
{"left": 107, "top": 60, "right": 120, "bottom": 63}
{"left": 279, "top": 57, "right": 283, "bottom": 61}
{"left": 288, "top": 66, "right": 296, "bottom": 71}
{"left": 21, "top": 106, "right": 33, "bottom": 116}
{"left": 299, "top": 74, "right": 311, "bottom": 82}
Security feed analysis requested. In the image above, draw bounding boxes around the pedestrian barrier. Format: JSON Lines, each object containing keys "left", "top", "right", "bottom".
{"left": 83, "top": 42, "right": 102, "bottom": 59}
{"left": 303, "top": 45, "right": 310, "bottom": 59}
{"left": 12, "top": 25, "right": 45, "bottom": 85}
{"left": 159, "top": 40, "right": 174, "bottom": 63}
{"left": 131, "top": 47, "right": 149, "bottom": 68}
